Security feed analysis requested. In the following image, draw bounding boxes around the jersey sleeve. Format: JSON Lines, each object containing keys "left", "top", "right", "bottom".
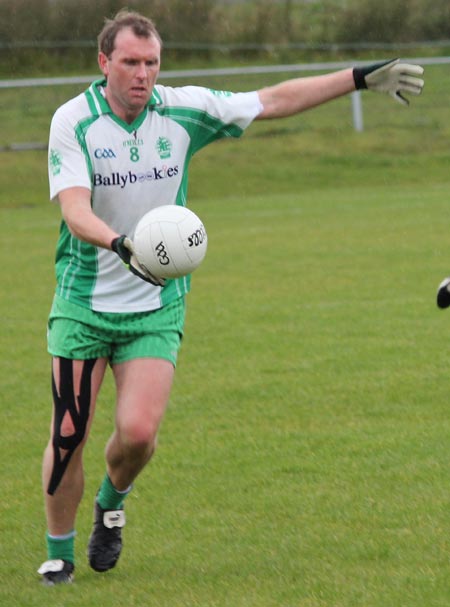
{"left": 48, "top": 100, "right": 93, "bottom": 201}
{"left": 153, "top": 85, "right": 263, "bottom": 154}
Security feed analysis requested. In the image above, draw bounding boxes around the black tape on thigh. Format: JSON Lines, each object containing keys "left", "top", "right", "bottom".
{"left": 47, "top": 357, "right": 97, "bottom": 495}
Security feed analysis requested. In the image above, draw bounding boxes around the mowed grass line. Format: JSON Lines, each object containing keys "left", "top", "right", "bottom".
{"left": 1, "top": 173, "right": 450, "bottom": 606}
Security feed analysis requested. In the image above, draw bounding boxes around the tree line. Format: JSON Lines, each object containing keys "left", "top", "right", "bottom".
{"left": 1, "top": 0, "right": 449, "bottom": 75}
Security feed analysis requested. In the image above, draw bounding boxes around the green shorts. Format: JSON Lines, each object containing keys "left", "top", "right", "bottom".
{"left": 47, "top": 294, "right": 185, "bottom": 365}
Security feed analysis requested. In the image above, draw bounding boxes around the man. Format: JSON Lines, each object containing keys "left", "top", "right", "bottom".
{"left": 38, "top": 9, "right": 424, "bottom": 585}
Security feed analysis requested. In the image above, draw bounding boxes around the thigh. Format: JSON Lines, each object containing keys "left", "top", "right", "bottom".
{"left": 112, "top": 358, "right": 175, "bottom": 435}
{"left": 51, "top": 356, "right": 108, "bottom": 437}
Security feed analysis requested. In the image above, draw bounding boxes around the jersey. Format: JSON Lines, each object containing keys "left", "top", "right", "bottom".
{"left": 48, "top": 79, "right": 262, "bottom": 313}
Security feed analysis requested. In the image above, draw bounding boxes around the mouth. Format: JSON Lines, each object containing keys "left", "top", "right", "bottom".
{"left": 130, "top": 84, "right": 149, "bottom": 96}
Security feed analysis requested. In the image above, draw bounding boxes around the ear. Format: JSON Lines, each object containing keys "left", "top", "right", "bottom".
{"left": 98, "top": 52, "right": 108, "bottom": 77}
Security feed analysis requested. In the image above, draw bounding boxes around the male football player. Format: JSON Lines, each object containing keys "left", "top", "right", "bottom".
{"left": 38, "top": 9, "right": 424, "bottom": 585}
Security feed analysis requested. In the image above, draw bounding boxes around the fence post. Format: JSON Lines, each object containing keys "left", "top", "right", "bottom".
{"left": 351, "top": 90, "right": 364, "bottom": 132}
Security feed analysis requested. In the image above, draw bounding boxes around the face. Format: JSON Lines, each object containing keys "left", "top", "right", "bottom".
{"left": 98, "top": 27, "right": 161, "bottom": 123}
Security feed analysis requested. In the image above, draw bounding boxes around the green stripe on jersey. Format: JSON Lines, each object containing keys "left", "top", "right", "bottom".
{"left": 153, "top": 106, "right": 244, "bottom": 154}
{"left": 55, "top": 223, "right": 98, "bottom": 306}
{"left": 85, "top": 87, "right": 101, "bottom": 117}
{"left": 75, "top": 115, "right": 99, "bottom": 181}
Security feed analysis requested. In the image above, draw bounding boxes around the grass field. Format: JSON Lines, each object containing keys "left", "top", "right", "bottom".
{"left": 1, "top": 63, "right": 450, "bottom": 606}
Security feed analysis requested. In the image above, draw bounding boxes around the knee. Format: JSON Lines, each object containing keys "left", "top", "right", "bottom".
{"left": 51, "top": 410, "right": 89, "bottom": 452}
{"left": 117, "top": 419, "right": 158, "bottom": 454}
{"left": 57, "top": 414, "right": 89, "bottom": 448}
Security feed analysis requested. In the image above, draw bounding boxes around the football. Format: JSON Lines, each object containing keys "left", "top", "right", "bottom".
{"left": 133, "top": 205, "right": 208, "bottom": 279}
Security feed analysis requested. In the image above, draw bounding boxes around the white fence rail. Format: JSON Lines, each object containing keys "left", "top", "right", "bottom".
{"left": 4, "top": 56, "right": 447, "bottom": 89}
{"left": 0, "top": 57, "right": 447, "bottom": 146}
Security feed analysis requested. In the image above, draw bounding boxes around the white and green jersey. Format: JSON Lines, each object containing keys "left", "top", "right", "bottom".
{"left": 48, "top": 79, "right": 262, "bottom": 312}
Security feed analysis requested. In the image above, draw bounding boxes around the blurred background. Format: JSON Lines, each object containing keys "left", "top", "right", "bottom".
{"left": 1, "top": 0, "right": 450, "bottom": 77}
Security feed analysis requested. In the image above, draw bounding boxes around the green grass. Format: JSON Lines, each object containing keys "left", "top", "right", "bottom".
{"left": 1, "top": 64, "right": 450, "bottom": 606}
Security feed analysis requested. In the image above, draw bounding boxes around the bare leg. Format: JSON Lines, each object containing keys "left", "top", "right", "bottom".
{"left": 42, "top": 357, "right": 108, "bottom": 535}
{"left": 106, "top": 357, "right": 175, "bottom": 491}
{"left": 87, "top": 357, "right": 174, "bottom": 573}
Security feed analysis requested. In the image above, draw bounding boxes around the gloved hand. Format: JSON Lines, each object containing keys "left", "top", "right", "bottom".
{"left": 437, "top": 277, "right": 450, "bottom": 309}
{"left": 353, "top": 59, "right": 424, "bottom": 106}
{"left": 111, "top": 235, "right": 166, "bottom": 287}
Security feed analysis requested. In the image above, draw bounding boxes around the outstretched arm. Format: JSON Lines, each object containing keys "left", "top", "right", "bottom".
{"left": 256, "top": 59, "right": 424, "bottom": 120}
{"left": 257, "top": 68, "right": 355, "bottom": 119}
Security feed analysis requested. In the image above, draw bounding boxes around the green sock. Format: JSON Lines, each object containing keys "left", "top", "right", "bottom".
{"left": 46, "top": 530, "right": 76, "bottom": 564}
{"left": 96, "top": 473, "right": 131, "bottom": 511}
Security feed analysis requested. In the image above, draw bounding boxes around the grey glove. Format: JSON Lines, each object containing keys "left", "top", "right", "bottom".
{"left": 111, "top": 235, "right": 166, "bottom": 287}
{"left": 353, "top": 59, "right": 424, "bottom": 106}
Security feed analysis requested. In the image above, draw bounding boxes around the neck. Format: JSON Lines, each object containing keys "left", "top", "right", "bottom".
{"left": 103, "top": 87, "right": 146, "bottom": 124}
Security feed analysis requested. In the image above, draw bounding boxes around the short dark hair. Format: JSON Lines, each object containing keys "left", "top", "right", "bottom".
{"left": 98, "top": 10, "right": 162, "bottom": 57}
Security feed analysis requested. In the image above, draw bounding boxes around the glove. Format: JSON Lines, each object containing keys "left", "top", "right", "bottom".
{"left": 353, "top": 59, "right": 424, "bottom": 106}
{"left": 111, "top": 235, "right": 166, "bottom": 287}
{"left": 437, "top": 277, "right": 450, "bottom": 309}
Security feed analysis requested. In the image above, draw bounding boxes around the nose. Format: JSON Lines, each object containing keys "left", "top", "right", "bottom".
{"left": 136, "top": 61, "right": 147, "bottom": 79}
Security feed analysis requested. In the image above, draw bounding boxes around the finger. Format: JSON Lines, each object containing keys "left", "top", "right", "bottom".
{"left": 398, "top": 82, "right": 424, "bottom": 96}
{"left": 130, "top": 255, "right": 165, "bottom": 286}
{"left": 123, "top": 237, "right": 135, "bottom": 254}
{"left": 398, "top": 74, "right": 425, "bottom": 89}
{"left": 392, "top": 91, "right": 409, "bottom": 106}
{"left": 396, "top": 63, "right": 424, "bottom": 77}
